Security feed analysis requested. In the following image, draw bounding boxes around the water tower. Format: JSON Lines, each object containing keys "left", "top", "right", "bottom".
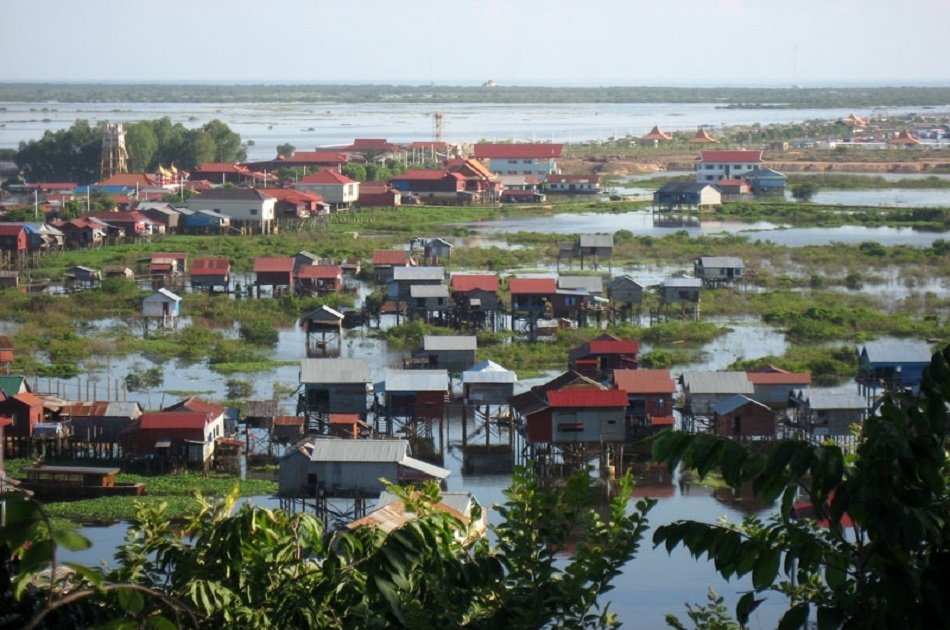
{"left": 100, "top": 123, "right": 130, "bottom": 181}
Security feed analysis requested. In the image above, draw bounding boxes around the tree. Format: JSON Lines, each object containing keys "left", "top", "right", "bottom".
{"left": 276, "top": 143, "right": 295, "bottom": 159}
{"left": 790, "top": 181, "right": 818, "bottom": 202}
{"left": 16, "top": 120, "right": 101, "bottom": 183}
{"left": 202, "top": 119, "right": 246, "bottom": 163}
{"left": 0, "top": 469, "right": 652, "bottom": 629}
{"left": 125, "top": 121, "right": 159, "bottom": 172}
{"left": 342, "top": 163, "right": 367, "bottom": 181}
{"left": 652, "top": 345, "right": 950, "bottom": 629}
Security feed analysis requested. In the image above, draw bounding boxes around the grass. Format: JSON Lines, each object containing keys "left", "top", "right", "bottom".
{"left": 4, "top": 460, "right": 278, "bottom": 524}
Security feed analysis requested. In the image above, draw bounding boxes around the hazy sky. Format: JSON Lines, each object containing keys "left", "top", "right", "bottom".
{"left": 3, "top": 0, "right": 948, "bottom": 86}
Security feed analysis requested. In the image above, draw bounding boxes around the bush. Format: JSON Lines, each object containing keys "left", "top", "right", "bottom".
{"left": 239, "top": 319, "right": 279, "bottom": 345}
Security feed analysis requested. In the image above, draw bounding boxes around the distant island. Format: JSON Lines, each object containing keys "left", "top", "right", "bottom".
{"left": 1, "top": 83, "right": 950, "bottom": 108}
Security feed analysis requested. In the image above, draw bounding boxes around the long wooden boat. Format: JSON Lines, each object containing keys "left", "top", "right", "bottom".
{"left": 15, "top": 465, "right": 145, "bottom": 500}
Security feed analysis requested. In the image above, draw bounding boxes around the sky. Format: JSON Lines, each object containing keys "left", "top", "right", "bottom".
{"left": 2, "top": 0, "right": 949, "bottom": 87}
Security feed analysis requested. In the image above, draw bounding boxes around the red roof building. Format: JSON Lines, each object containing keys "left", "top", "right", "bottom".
{"left": 509, "top": 277, "right": 557, "bottom": 294}
{"left": 547, "top": 389, "right": 629, "bottom": 407}
{"left": 297, "top": 264, "right": 343, "bottom": 294}
{"left": 613, "top": 368, "right": 677, "bottom": 431}
{"left": 189, "top": 163, "right": 271, "bottom": 185}
{"left": 688, "top": 128, "right": 718, "bottom": 144}
{"left": 746, "top": 365, "right": 812, "bottom": 408}
{"left": 0, "top": 224, "right": 28, "bottom": 254}
{"left": 190, "top": 257, "right": 231, "bottom": 291}
{"left": 254, "top": 257, "right": 295, "bottom": 294}
{"left": 0, "top": 392, "right": 45, "bottom": 438}
{"left": 568, "top": 334, "right": 640, "bottom": 379}
{"left": 122, "top": 409, "right": 224, "bottom": 464}
{"left": 450, "top": 274, "right": 499, "bottom": 293}
{"left": 641, "top": 126, "right": 673, "bottom": 142}
{"left": 372, "top": 249, "right": 410, "bottom": 266}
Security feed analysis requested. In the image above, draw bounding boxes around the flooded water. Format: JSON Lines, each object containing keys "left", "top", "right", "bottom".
{"left": 468, "top": 210, "right": 950, "bottom": 247}
{"left": 800, "top": 188, "right": 950, "bottom": 207}
{"left": 2, "top": 101, "right": 947, "bottom": 161}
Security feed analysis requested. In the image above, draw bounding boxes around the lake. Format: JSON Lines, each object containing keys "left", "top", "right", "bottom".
{"left": 2, "top": 100, "right": 948, "bottom": 160}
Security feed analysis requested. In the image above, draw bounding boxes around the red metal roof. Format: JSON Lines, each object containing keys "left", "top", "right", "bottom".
{"left": 284, "top": 151, "right": 348, "bottom": 164}
{"left": 746, "top": 372, "right": 812, "bottom": 385}
{"left": 650, "top": 416, "right": 676, "bottom": 427}
{"left": 547, "top": 389, "right": 628, "bottom": 408}
{"left": 0, "top": 416, "right": 12, "bottom": 427}
{"left": 257, "top": 188, "right": 325, "bottom": 204}
{"left": 253, "top": 257, "right": 295, "bottom": 273}
{"left": 272, "top": 416, "right": 304, "bottom": 426}
{"left": 372, "top": 250, "right": 409, "bottom": 265}
{"left": 328, "top": 413, "right": 361, "bottom": 424}
{"left": 509, "top": 277, "right": 557, "bottom": 294}
{"left": 100, "top": 173, "right": 157, "bottom": 187}
{"left": 298, "top": 169, "right": 356, "bottom": 185}
{"left": 473, "top": 143, "right": 563, "bottom": 159}
{"left": 13, "top": 392, "right": 44, "bottom": 407}
{"left": 451, "top": 274, "right": 499, "bottom": 292}
{"left": 0, "top": 225, "right": 26, "bottom": 236}
{"left": 32, "top": 182, "right": 77, "bottom": 191}
{"left": 613, "top": 369, "right": 677, "bottom": 394}
{"left": 165, "top": 396, "right": 226, "bottom": 417}
{"left": 298, "top": 264, "right": 342, "bottom": 279}
{"left": 191, "top": 257, "right": 231, "bottom": 274}
{"left": 589, "top": 338, "right": 640, "bottom": 355}
{"left": 140, "top": 412, "right": 212, "bottom": 430}
{"left": 699, "top": 150, "right": 763, "bottom": 163}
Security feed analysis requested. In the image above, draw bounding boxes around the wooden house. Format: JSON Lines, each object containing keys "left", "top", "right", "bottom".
{"left": 450, "top": 274, "right": 500, "bottom": 312}
{"left": 341, "top": 256, "right": 361, "bottom": 276}
{"left": 858, "top": 340, "right": 932, "bottom": 392}
{"left": 661, "top": 277, "right": 702, "bottom": 305}
{"left": 349, "top": 491, "right": 487, "bottom": 543}
{"left": 558, "top": 275, "right": 604, "bottom": 298}
{"left": 680, "top": 371, "right": 754, "bottom": 417}
{"left": 190, "top": 257, "right": 231, "bottom": 292}
{"left": 389, "top": 170, "right": 467, "bottom": 205}
{"left": 0, "top": 337, "right": 13, "bottom": 374}
{"left": 327, "top": 413, "right": 363, "bottom": 439}
{"left": 509, "top": 277, "right": 558, "bottom": 315}
{"left": 378, "top": 369, "right": 450, "bottom": 420}
{"left": 413, "top": 336, "right": 477, "bottom": 373}
{"left": 142, "top": 288, "right": 182, "bottom": 328}
{"left": 271, "top": 416, "right": 305, "bottom": 442}
{"left": 0, "top": 224, "right": 28, "bottom": 264}
{"left": 577, "top": 234, "right": 613, "bottom": 268}
{"left": 694, "top": 256, "right": 745, "bottom": 287}
{"left": 543, "top": 389, "right": 628, "bottom": 444}
{"left": 745, "top": 366, "right": 811, "bottom": 408}
{"left": 297, "top": 264, "right": 343, "bottom": 295}
{"left": 58, "top": 218, "right": 107, "bottom": 248}
{"left": 150, "top": 252, "right": 188, "bottom": 279}
{"left": 510, "top": 371, "right": 607, "bottom": 444}
{"left": 713, "top": 395, "right": 776, "bottom": 439}
{"left": 299, "top": 305, "right": 344, "bottom": 356}
{"left": 292, "top": 251, "right": 321, "bottom": 272}
{"left": 790, "top": 388, "right": 868, "bottom": 436}
{"left": 357, "top": 181, "right": 401, "bottom": 207}
{"left": 462, "top": 360, "right": 516, "bottom": 406}
{"left": 299, "top": 358, "right": 370, "bottom": 416}
{"left": 613, "top": 368, "right": 677, "bottom": 433}
{"left": 423, "top": 238, "right": 453, "bottom": 263}
{"left": 447, "top": 157, "right": 503, "bottom": 204}
{"left": 388, "top": 266, "right": 445, "bottom": 300}
{"left": 85, "top": 211, "right": 157, "bottom": 239}
{"left": 137, "top": 202, "right": 181, "bottom": 233}
{"left": 278, "top": 438, "right": 450, "bottom": 497}
{"left": 0, "top": 270, "right": 18, "bottom": 290}
{"left": 0, "top": 391, "right": 45, "bottom": 438}
{"left": 121, "top": 411, "right": 224, "bottom": 464}
{"left": 164, "top": 396, "right": 227, "bottom": 425}
{"left": 653, "top": 183, "right": 722, "bottom": 211}
{"left": 371, "top": 249, "right": 412, "bottom": 284}
{"left": 408, "top": 285, "right": 452, "bottom": 321}
{"left": 63, "top": 265, "right": 102, "bottom": 290}
{"left": 59, "top": 401, "right": 144, "bottom": 446}
{"left": 567, "top": 334, "right": 639, "bottom": 380}
{"left": 242, "top": 400, "right": 279, "bottom": 429}
{"left": 253, "top": 257, "right": 295, "bottom": 296}
{"left": 607, "top": 275, "right": 644, "bottom": 308}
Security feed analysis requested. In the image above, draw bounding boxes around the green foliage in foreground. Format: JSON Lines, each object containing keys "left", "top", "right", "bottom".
{"left": 0, "top": 469, "right": 652, "bottom": 629}
{"left": 653, "top": 345, "right": 950, "bottom": 629}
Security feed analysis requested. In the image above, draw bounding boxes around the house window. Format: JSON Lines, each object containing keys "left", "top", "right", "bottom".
{"left": 522, "top": 159, "right": 532, "bottom": 164}
{"left": 734, "top": 164, "right": 742, "bottom": 169}
{"left": 565, "top": 297, "right": 577, "bottom": 306}
{"left": 557, "top": 423, "right": 585, "bottom": 432}
{"left": 250, "top": 208, "right": 258, "bottom": 215}
{"left": 705, "top": 164, "right": 714, "bottom": 170}
{"left": 507, "top": 159, "right": 518, "bottom": 164}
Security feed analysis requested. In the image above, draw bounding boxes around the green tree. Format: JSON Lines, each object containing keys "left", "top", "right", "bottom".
{"left": 652, "top": 345, "right": 950, "bottom": 629}
{"left": 276, "top": 143, "right": 295, "bottom": 159}
{"left": 17, "top": 119, "right": 101, "bottom": 183}
{"left": 202, "top": 119, "right": 246, "bottom": 163}
{"left": 181, "top": 129, "right": 217, "bottom": 168}
{"left": 342, "top": 163, "right": 367, "bottom": 181}
{"left": 125, "top": 121, "right": 159, "bottom": 172}
{"left": 790, "top": 181, "right": 818, "bottom": 202}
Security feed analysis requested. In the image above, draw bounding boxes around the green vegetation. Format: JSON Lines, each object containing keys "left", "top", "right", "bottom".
{"left": 653, "top": 345, "right": 950, "bottom": 628}
{"left": 0, "top": 468, "right": 652, "bottom": 629}
{"left": 786, "top": 173, "right": 950, "bottom": 190}
{"left": 4, "top": 83, "right": 950, "bottom": 107}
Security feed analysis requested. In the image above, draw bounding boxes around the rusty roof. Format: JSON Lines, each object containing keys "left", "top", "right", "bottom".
{"left": 192, "top": 257, "right": 231, "bottom": 274}
{"left": 613, "top": 369, "right": 677, "bottom": 394}
{"left": 509, "top": 277, "right": 557, "bottom": 294}
{"left": 547, "top": 389, "right": 628, "bottom": 408}
{"left": 254, "top": 257, "right": 295, "bottom": 273}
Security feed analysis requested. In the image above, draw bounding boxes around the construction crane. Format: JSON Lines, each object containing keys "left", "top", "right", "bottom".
{"left": 100, "top": 122, "right": 129, "bottom": 182}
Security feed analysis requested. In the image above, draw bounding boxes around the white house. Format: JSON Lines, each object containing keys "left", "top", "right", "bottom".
{"left": 695, "top": 150, "right": 763, "bottom": 183}
{"left": 293, "top": 170, "right": 360, "bottom": 208}
{"left": 473, "top": 143, "right": 562, "bottom": 178}
{"left": 187, "top": 188, "right": 276, "bottom": 233}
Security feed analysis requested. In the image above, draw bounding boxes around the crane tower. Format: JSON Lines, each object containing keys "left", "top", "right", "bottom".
{"left": 100, "top": 122, "right": 129, "bottom": 181}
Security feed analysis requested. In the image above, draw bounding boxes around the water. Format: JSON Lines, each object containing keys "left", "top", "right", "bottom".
{"left": 799, "top": 188, "right": 950, "bottom": 207}
{"left": 2, "top": 101, "right": 947, "bottom": 161}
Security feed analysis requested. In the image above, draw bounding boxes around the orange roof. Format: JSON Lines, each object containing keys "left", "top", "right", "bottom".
{"left": 100, "top": 173, "right": 157, "bottom": 187}
{"left": 547, "top": 389, "right": 628, "bottom": 408}
{"left": 298, "top": 264, "right": 342, "bottom": 279}
{"left": 890, "top": 130, "right": 920, "bottom": 145}
{"left": 372, "top": 250, "right": 409, "bottom": 266}
{"left": 13, "top": 392, "right": 44, "bottom": 407}
{"left": 451, "top": 274, "right": 499, "bottom": 292}
{"left": 284, "top": 151, "right": 348, "bottom": 164}
{"left": 191, "top": 257, "right": 230, "bottom": 274}
{"left": 688, "top": 128, "right": 717, "bottom": 144}
{"left": 272, "top": 416, "right": 304, "bottom": 426}
{"left": 509, "top": 277, "right": 557, "bottom": 294}
{"left": 165, "top": 396, "right": 226, "bottom": 417}
{"left": 254, "top": 257, "right": 295, "bottom": 273}
{"left": 328, "top": 413, "right": 361, "bottom": 424}
{"left": 257, "top": 188, "right": 324, "bottom": 204}
{"left": 650, "top": 416, "right": 676, "bottom": 427}
{"left": 641, "top": 126, "right": 672, "bottom": 141}
{"left": 140, "top": 412, "right": 211, "bottom": 430}
{"left": 613, "top": 369, "right": 677, "bottom": 394}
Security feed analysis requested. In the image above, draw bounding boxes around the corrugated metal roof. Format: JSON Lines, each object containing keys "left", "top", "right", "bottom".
{"left": 747, "top": 372, "right": 811, "bottom": 385}
{"left": 682, "top": 371, "right": 754, "bottom": 395}
{"left": 385, "top": 369, "right": 449, "bottom": 392}
{"left": 547, "top": 389, "right": 628, "bottom": 408}
{"left": 698, "top": 256, "right": 744, "bottom": 269}
{"left": 860, "top": 340, "right": 932, "bottom": 364}
{"left": 558, "top": 275, "right": 604, "bottom": 293}
{"left": 578, "top": 234, "right": 613, "bottom": 248}
{"left": 306, "top": 438, "right": 408, "bottom": 462}
{"left": 254, "top": 257, "right": 295, "bottom": 273}
{"left": 613, "top": 369, "right": 676, "bottom": 394}
{"left": 191, "top": 257, "right": 230, "bottom": 274}
{"left": 401, "top": 455, "right": 451, "bottom": 480}
{"left": 509, "top": 277, "right": 557, "bottom": 294}
{"left": 144, "top": 288, "right": 182, "bottom": 302}
{"left": 410, "top": 284, "right": 450, "bottom": 298}
{"left": 463, "top": 360, "right": 516, "bottom": 384}
{"left": 372, "top": 250, "right": 409, "bottom": 266}
{"left": 424, "top": 336, "right": 476, "bottom": 351}
{"left": 450, "top": 274, "right": 499, "bottom": 293}
{"left": 301, "top": 305, "right": 344, "bottom": 322}
{"left": 300, "top": 358, "right": 369, "bottom": 384}
{"left": 663, "top": 277, "right": 703, "bottom": 289}
{"left": 106, "top": 401, "right": 143, "bottom": 418}
{"left": 608, "top": 275, "right": 644, "bottom": 290}
{"left": 298, "top": 265, "right": 342, "bottom": 279}
{"left": 393, "top": 266, "right": 445, "bottom": 282}
{"left": 244, "top": 400, "right": 280, "bottom": 417}
{"left": 712, "top": 394, "right": 770, "bottom": 416}
{"left": 798, "top": 388, "right": 867, "bottom": 410}
{"left": 140, "top": 412, "right": 210, "bottom": 430}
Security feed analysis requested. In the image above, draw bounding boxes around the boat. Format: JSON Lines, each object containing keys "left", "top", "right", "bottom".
{"left": 16, "top": 465, "right": 145, "bottom": 500}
